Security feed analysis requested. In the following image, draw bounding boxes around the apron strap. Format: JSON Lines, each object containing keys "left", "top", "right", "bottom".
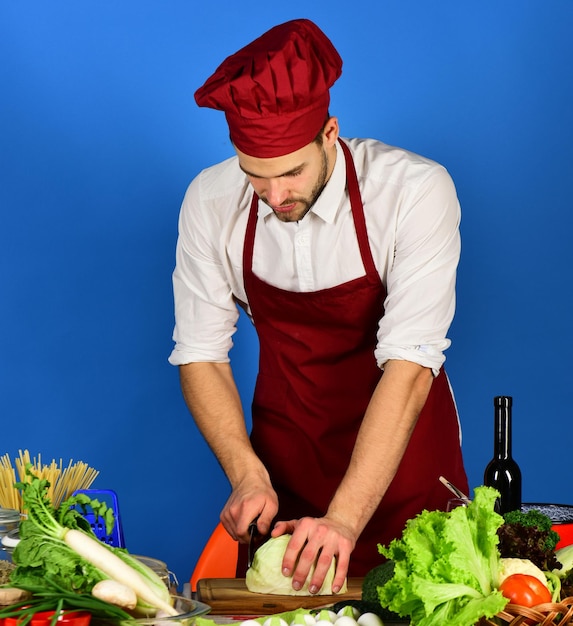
{"left": 338, "top": 139, "right": 378, "bottom": 277}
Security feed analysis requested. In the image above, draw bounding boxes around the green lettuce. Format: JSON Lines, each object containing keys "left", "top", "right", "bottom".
{"left": 378, "top": 486, "right": 508, "bottom": 626}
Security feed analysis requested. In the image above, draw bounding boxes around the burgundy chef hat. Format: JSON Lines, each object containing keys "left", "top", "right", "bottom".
{"left": 194, "top": 19, "right": 342, "bottom": 158}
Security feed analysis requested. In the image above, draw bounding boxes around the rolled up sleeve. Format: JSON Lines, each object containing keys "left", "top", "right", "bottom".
{"left": 374, "top": 165, "right": 461, "bottom": 376}
{"left": 168, "top": 177, "right": 240, "bottom": 366}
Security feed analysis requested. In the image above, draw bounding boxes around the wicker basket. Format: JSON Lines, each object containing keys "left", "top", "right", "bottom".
{"left": 477, "top": 597, "right": 573, "bottom": 625}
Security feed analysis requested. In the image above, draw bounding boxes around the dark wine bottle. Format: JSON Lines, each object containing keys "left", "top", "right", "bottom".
{"left": 483, "top": 395, "right": 522, "bottom": 514}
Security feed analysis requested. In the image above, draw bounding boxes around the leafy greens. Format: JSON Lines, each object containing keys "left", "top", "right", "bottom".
{"left": 377, "top": 486, "right": 509, "bottom": 626}
{"left": 10, "top": 470, "right": 115, "bottom": 593}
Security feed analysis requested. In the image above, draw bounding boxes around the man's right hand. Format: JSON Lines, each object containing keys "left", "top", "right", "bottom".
{"left": 220, "top": 471, "right": 279, "bottom": 542}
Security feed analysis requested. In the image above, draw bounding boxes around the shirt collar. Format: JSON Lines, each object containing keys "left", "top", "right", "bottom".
{"left": 257, "top": 140, "right": 347, "bottom": 223}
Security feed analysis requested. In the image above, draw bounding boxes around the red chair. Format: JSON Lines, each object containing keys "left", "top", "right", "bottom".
{"left": 190, "top": 522, "right": 238, "bottom": 592}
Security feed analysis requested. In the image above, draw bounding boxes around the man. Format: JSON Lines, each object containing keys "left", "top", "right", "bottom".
{"left": 169, "top": 19, "right": 468, "bottom": 594}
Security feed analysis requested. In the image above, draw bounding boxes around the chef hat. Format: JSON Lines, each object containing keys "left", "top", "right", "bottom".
{"left": 194, "top": 19, "right": 342, "bottom": 158}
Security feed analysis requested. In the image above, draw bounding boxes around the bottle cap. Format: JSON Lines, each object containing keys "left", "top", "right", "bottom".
{"left": 494, "top": 396, "right": 512, "bottom": 407}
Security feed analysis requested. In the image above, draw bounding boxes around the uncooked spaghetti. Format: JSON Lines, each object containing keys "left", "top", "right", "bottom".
{"left": 0, "top": 449, "right": 99, "bottom": 511}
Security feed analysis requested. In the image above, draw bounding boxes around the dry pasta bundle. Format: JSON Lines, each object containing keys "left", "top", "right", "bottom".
{"left": 0, "top": 449, "right": 99, "bottom": 511}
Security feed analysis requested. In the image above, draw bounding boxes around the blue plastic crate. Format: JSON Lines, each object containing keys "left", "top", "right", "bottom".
{"left": 71, "top": 488, "right": 125, "bottom": 548}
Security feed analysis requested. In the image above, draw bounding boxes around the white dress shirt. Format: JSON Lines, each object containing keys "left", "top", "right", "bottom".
{"left": 169, "top": 137, "right": 461, "bottom": 375}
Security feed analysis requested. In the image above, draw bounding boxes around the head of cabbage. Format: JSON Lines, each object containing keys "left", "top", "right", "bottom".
{"left": 245, "top": 534, "right": 347, "bottom": 595}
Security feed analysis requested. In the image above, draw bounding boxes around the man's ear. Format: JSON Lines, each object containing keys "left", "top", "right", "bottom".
{"left": 323, "top": 116, "right": 340, "bottom": 147}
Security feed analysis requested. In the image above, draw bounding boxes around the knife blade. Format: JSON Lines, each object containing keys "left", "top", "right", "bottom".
{"left": 247, "top": 517, "right": 260, "bottom": 569}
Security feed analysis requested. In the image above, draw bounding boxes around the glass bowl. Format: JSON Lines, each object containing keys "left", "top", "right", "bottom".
{"left": 92, "top": 596, "right": 211, "bottom": 626}
{"left": 132, "top": 595, "right": 210, "bottom": 626}
{"left": 0, "top": 594, "right": 209, "bottom": 626}
{"left": 132, "top": 555, "right": 178, "bottom": 593}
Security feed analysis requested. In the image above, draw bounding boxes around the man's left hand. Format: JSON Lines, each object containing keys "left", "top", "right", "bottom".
{"left": 271, "top": 516, "right": 355, "bottom": 594}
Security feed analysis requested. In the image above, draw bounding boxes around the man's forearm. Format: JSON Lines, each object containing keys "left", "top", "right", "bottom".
{"left": 326, "top": 359, "right": 434, "bottom": 536}
{"left": 178, "top": 362, "right": 264, "bottom": 487}
{"left": 180, "top": 362, "right": 279, "bottom": 539}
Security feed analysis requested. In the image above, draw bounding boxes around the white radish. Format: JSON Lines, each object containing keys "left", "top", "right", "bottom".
{"left": 64, "top": 529, "right": 178, "bottom": 616}
{"left": 92, "top": 579, "right": 138, "bottom": 610}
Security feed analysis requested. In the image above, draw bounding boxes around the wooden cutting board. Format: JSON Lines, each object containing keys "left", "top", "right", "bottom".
{"left": 196, "top": 577, "right": 364, "bottom": 615}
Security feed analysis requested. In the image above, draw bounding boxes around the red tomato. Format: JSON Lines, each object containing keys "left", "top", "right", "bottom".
{"left": 499, "top": 573, "right": 552, "bottom": 607}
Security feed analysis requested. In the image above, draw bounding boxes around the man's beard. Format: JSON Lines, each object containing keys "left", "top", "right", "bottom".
{"left": 269, "top": 147, "right": 329, "bottom": 223}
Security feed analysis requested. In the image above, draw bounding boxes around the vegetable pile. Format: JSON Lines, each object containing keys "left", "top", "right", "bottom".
{"left": 363, "top": 486, "right": 573, "bottom": 626}
{"left": 0, "top": 466, "right": 177, "bottom": 623}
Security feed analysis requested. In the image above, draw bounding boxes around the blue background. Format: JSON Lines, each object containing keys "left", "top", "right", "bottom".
{"left": 1, "top": 1, "right": 572, "bottom": 585}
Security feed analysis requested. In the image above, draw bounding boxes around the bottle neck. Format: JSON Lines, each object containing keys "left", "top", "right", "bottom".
{"left": 494, "top": 397, "right": 512, "bottom": 460}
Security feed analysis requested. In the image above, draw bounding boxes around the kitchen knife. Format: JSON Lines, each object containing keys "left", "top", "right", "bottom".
{"left": 247, "top": 517, "right": 259, "bottom": 569}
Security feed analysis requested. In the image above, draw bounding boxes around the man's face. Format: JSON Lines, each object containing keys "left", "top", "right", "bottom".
{"left": 236, "top": 132, "right": 337, "bottom": 223}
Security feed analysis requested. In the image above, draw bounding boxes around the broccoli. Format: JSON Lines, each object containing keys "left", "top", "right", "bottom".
{"left": 497, "top": 509, "right": 561, "bottom": 571}
{"left": 362, "top": 560, "right": 395, "bottom": 604}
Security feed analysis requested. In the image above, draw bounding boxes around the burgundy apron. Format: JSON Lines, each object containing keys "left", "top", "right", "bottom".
{"left": 239, "top": 139, "right": 468, "bottom": 576}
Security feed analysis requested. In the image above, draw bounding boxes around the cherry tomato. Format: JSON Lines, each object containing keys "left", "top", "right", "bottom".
{"left": 499, "top": 573, "right": 552, "bottom": 607}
